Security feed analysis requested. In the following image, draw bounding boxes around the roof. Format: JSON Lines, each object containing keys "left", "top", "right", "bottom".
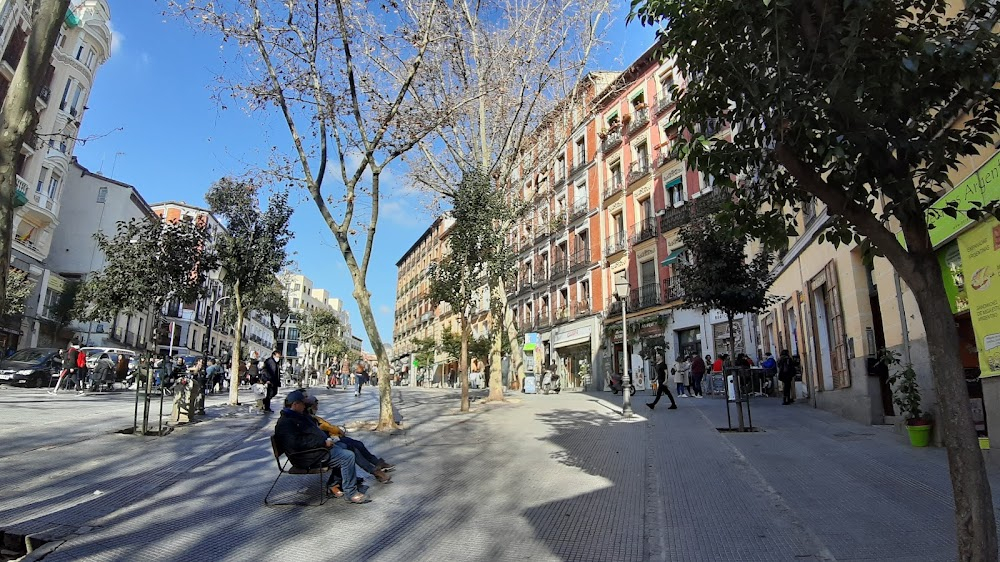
{"left": 71, "top": 157, "right": 155, "bottom": 218}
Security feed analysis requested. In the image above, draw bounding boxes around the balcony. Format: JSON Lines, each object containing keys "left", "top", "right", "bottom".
{"left": 533, "top": 224, "right": 549, "bottom": 243}
{"left": 626, "top": 107, "right": 649, "bottom": 136}
{"left": 655, "top": 94, "right": 674, "bottom": 114}
{"left": 551, "top": 256, "right": 568, "bottom": 278}
{"left": 656, "top": 149, "right": 673, "bottom": 169}
{"left": 663, "top": 277, "right": 685, "bottom": 302}
{"left": 570, "top": 246, "right": 591, "bottom": 271}
{"left": 659, "top": 205, "right": 690, "bottom": 233}
{"left": 568, "top": 158, "right": 588, "bottom": 178}
{"left": 606, "top": 296, "right": 623, "bottom": 317}
{"left": 627, "top": 160, "right": 650, "bottom": 185}
{"left": 532, "top": 265, "right": 549, "bottom": 287}
{"left": 634, "top": 283, "right": 662, "bottom": 310}
{"left": 569, "top": 198, "right": 589, "bottom": 222}
{"left": 554, "top": 306, "right": 570, "bottom": 324}
{"left": 630, "top": 217, "right": 658, "bottom": 245}
{"left": 600, "top": 128, "right": 623, "bottom": 153}
{"left": 572, "top": 298, "right": 592, "bottom": 318}
{"left": 603, "top": 178, "right": 623, "bottom": 200}
{"left": 603, "top": 232, "right": 627, "bottom": 257}
{"left": 13, "top": 175, "right": 28, "bottom": 207}
{"left": 549, "top": 214, "right": 566, "bottom": 233}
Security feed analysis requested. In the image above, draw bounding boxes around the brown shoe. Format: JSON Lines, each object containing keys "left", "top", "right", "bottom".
{"left": 327, "top": 484, "right": 344, "bottom": 498}
{"left": 376, "top": 460, "right": 395, "bottom": 472}
{"left": 373, "top": 468, "right": 392, "bottom": 484}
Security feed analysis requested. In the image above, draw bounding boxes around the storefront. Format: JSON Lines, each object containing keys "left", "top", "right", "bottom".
{"left": 551, "top": 319, "right": 595, "bottom": 389}
{"left": 604, "top": 314, "right": 669, "bottom": 391}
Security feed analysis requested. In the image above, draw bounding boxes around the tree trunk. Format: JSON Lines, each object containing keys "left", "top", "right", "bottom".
{"left": 487, "top": 300, "right": 505, "bottom": 401}
{"left": 228, "top": 287, "right": 245, "bottom": 406}
{"left": 494, "top": 281, "right": 525, "bottom": 390}
{"left": 0, "top": 0, "right": 71, "bottom": 312}
{"left": 905, "top": 250, "right": 997, "bottom": 561}
{"left": 351, "top": 281, "right": 397, "bottom": 431}
{"left": 460, "top": 313, "right": 470, "bottom": 412}
{"left": 728, "top": 312, "right": 745, "bottom": 431}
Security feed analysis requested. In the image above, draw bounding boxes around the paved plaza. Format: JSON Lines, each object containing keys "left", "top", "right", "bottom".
{"left": 1, "top": 384, "right": 999, "bottom": 561}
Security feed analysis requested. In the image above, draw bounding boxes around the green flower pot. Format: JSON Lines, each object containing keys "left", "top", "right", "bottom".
{"left": 906, "top": 423, "right": 932, "bottom": 447}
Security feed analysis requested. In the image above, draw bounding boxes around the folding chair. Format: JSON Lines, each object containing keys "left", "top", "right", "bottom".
{"left": 264, "top": 435, "right": 331, "bottom": 506}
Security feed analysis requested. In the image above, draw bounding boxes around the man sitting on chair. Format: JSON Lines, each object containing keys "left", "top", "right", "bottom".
{"left": 302, "top": 395, "right": 394, "bottom": 496}
{"left": 274, "top": 389, "right": 370, "bottom": 504}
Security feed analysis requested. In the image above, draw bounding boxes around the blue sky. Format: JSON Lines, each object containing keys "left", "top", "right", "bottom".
{"left": 76, "top": 2, "right": 657, "bottom": 351}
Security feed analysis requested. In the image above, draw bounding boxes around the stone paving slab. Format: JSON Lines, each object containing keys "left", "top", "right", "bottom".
{"left": 3, "top": 385, "right": 1000, "bottom": 561}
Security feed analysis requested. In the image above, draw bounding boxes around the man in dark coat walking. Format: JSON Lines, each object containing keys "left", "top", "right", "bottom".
{"left": 646, "top": 352, "right": 677, "bottom": 410}
{"left": 262, "top": 350, "right": 282, "bottom": 413}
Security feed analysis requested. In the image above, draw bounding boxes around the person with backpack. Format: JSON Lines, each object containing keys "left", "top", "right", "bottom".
{"left": 778, "top": 349, "right": 795, "bottom": 405}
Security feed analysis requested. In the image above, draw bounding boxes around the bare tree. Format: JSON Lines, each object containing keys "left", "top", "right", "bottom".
{"left": 404, "top": 0, "right": 613, "bottom": 401}
{"left": 174, "top": 0, "right": 482, "bottom": 430}
{"left": 0, "top": 0, "right": 70, "bottom": 313}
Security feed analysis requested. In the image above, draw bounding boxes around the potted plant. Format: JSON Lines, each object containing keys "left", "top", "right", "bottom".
{"left": 598, "top": 128, "right": 609, "bottom": 140}
{"left": 881, "top": 350, "right": 933, "bottom": 446}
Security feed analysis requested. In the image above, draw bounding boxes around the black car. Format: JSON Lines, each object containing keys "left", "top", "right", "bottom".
{"left": 0, "top": 347, "right": 60, "bottom": 388}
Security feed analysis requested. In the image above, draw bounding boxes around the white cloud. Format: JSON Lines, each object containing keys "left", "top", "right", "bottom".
{"left": 109, "top": 20, "right": 125, "bottom": 57}
{"left": 378, "top": 304, "right": 392, "bottom": 316}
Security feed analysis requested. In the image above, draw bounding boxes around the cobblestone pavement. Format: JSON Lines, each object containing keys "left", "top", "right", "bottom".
{"left": 1, "top": 385, "right": 999, "bottom": 561}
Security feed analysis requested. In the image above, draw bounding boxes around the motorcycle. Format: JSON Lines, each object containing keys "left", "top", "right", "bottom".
{"left": 608, "top": 373, "right": 636, "bottom": 396}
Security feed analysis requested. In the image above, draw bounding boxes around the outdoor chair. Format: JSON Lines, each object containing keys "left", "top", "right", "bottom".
{"left": 264, "top": 435, "right": 332, "bottom": 506}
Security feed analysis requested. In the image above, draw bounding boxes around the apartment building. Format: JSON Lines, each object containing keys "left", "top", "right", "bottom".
{"left": 0, "top": 0, "right": 111, "bottom": 349}
{"left": 149, "top": 201, "right": 233, "bottom": 358}
{"left": 47, "top": 158, "right": 157, "bottom": 349}
{"left": 504, "top": 72, "right": 618, "bottom": 390}
{"left": 276, "top": 272, "right": 355, "bottom": 373}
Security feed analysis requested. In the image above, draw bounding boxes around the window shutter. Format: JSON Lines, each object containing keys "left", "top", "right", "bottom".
{"left": 825, "top": 261, "right": 851, "bottom": 389}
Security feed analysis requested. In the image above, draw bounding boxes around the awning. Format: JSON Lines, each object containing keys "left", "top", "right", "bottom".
{"left": 661, "top": 248, "right": 684, "bottom": 266}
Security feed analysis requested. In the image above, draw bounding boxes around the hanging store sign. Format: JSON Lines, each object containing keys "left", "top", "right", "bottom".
{"left": 958, "top": 217, "right": 1000, "bottom": 378}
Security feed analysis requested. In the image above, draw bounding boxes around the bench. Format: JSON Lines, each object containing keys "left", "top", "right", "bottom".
{"left": 264, "top": 435, "right": 332, "bottom": 506}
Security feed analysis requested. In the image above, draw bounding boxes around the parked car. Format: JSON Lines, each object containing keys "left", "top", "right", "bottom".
{"left": 80, "top": 347, "right": 139, "bottom": 371}
{"left": 0, "top": 348, "right": 60, "bottom": 388}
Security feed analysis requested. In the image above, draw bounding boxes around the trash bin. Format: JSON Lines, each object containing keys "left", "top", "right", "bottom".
{"left": 524, "top": 374, "right": 537, "bottom": 394}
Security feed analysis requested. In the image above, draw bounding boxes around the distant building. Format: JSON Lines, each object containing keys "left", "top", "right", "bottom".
{"left": 277, "top": 271, "right": 353, "bottom": 372}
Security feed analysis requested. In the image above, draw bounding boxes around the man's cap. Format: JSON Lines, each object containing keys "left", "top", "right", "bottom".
{"left": 285, "top": 389, "right": 308, "bottom": 405}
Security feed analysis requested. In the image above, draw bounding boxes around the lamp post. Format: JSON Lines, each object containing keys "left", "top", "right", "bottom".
{"left": 614, "top": 276, "right": 633, "bottom": 418}
{"left": 202, "top": 269, "right": 229, "bottom": 390}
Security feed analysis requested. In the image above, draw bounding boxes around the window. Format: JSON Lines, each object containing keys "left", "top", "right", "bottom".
{"left": 556, "top": 155, "right": 566, "bottom": 181}
{"left": 610, "top": 161, "right": 622, "bottom": 186}
{"left": 47, "top": 173, "right": 60, "bottom": 198}
{"left": 36, "top": 168, "right": 50, "bottom": 193}
{"left": 640, "top": 197, "right": 653, "bottom": 221}
{"left": 42, "top": 289, "right": 61, "bottom": 319}
{"left": 659, "top": 73, "right": 675, "bottom": 104}
{"left": 640, "top": 259, "right": 656, "bottom": 287}
{"left": 74, "top": 37, "right": 85, "bottom": 60}
{"left": 630, "top": 92, "right": 646, "bottom": 109}
{"left": 59, "top": 78, "right": 73, "bottom": 110}
{"left": 701, "top": 173, "right": 716, "bottom": 193}
{"left": 85, "top": 49, "right": 96, "bottom": 69}
{"left": 579, "top": 280, "right": 590, "bottom": 304}
{"left": 69, "top": 83, "right": 85, "bottom": 116}
{"left": 635, "top": 142, "right": 649, "bottom": 169}
{"left": 613, "top": 212, "right": 624, "bottom": 236}
{"left": 574, "top": 137, "right": 586, "bottom": 165}
{"left": 665, "top": 177, "right": 684, "bottom": 207}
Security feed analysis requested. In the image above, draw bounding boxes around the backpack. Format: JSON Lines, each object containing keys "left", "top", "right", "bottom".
{"left": 77, "top": 350, "right": 87, "bottom": 368}
{"left": 65, "top": 347, "right": 79, "bottom": 370}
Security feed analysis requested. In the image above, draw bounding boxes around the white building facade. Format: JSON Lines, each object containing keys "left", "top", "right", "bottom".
{"left": 0, "top": 0, "right": 112, "bottom": 349}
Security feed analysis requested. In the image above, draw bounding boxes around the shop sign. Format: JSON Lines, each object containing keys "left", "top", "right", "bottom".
{"left": 709, "top": 310, "right": 743, "bottom": 324}
{"left": 523, "top": 332, "right": 540, "bottom": 351}
{"left": 958, "top": 217, "right": 1000, "bottom": 377}
{"left": 47, "top": 275, "right": 66, "bottom": 293}
{"left": 938, "top": 241, "right": 969, "bottom": 314}
{"left": 552, "top": 325, "right": 591, "bottom": 346}
{"left": 907, "top": 150, "right": 1000, "bottom": 249}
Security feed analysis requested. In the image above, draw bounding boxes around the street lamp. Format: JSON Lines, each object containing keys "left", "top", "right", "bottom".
{"left": 614, "top": 275, "right": 633, "bottom": 418}
{"left": 202, "top": 269, "right": 230, "bottom": 385}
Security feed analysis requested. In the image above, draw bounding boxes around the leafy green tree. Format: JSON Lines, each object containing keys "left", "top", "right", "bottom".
{"left": 431, "top": 169, "right": 516, "bottom": 410}
{"left": 3, "top": 267, "right": 35, "bottom": 316}
{"left": 77, "top": 217, "right": 217, "bottom": 348}
{"left": 256, "top": 282, "right": 290, "bottom": 345}
{"left": 440, "top": 326, "right": 462, "bottom": 365}
{"left": 206, "top": 177, "right": 293, "bottom": 405}
{"left": 411, "top": 335, "right": 437, "bottom": 385}
{"left": 675, "top": 217, "right": 777, "bottom": 429}
{"left": 0, "top": 0, "right": 71, "bottom": 313}
{"left": 45, "top": 280, "right": 79, "bottom": 343}
{"left": 630, "top": 0, "right": 1000, "bottom": 556}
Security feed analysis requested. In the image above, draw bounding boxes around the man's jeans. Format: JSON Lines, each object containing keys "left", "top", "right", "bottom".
{"left": 325, "top": 445, "right": 359, "bottom": 496}
{"left": 339, "top": 436, "right": 380, "bottom": 474}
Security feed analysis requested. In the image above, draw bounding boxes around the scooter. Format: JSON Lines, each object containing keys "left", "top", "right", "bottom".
{"left": 608, "top": 373, "right": 636, "bottom": 396}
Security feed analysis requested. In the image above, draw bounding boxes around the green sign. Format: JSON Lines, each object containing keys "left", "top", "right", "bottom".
{"left": 957, "top": 217, "right": 1000, "bottom": 377}
{"left": 923, "top": 151, "right": 1000, "bottom": 249}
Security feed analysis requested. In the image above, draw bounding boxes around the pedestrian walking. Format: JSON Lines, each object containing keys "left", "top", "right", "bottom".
{"left": 778, "top": 349, "right": 795, "bottom": 405}
{"left": 354, "top": 363, "right": 369, "bottom": 397}
{"left": 646, "top": 353, "right": 677, "bottom": 410}
{"left": 262, "top": 350, "right": 282, "bottom": 413}
{"left": 673, "top": 355, "right": 690, "bottom": 397}
{"left": 689, "top": 353, "right": 706, "bottom": 397}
